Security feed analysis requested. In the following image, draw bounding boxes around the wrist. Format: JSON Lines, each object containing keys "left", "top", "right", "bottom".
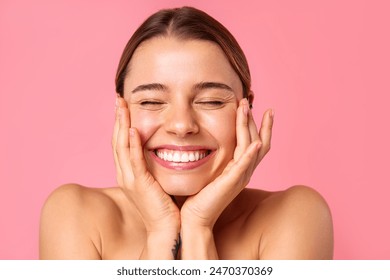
{"left": 181, "top": 222, "right": 213, "bottom": 232}
{"left": 142, "top": 230, "right": 181, "bottom": 260}
{"left": 143, "top": 209, "right": 181, "bottom": 233}
{"left": 180, "top": 207, "right": 218, "bottom": 229}
{"left": 146, "top": 222, "right": 181, "bottom": 244}
{"left": 180, "top": 224, "right": 218, "bottom": 259}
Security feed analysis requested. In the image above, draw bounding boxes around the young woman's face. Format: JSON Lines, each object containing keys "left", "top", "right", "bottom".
{"left": 123, "top": 37, "right": 243, "bottom": 196}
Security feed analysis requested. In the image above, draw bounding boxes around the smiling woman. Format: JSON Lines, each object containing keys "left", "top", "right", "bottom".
{"left": 39, "top": 6, "right": 333, "bottom": 260}
{"left": 126, "top": 38, "right": 240, "bottom": 196}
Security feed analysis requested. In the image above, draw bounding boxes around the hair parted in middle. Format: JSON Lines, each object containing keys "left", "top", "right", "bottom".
{"left": 115, "top": 6, "right": 252, "bottom": 101}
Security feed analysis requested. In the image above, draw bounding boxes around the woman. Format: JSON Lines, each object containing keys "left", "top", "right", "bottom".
{"left": 39, "top": 6, "right": 333, "bottom": 259}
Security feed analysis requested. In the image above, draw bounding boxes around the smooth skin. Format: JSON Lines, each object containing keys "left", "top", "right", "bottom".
{"left": 39, "top": 38, "right": 333, "bottom": 259}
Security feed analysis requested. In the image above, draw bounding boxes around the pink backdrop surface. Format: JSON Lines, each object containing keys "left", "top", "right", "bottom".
{"left": 1, "top": 0, "right": 389, "bottom": 259}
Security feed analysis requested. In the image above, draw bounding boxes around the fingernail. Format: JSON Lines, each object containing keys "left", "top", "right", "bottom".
{"left": 115, "top": 96, "right": 120, "bottom": 108}
{"left": 269, "top": 109, "right": 274, "bottom": 119}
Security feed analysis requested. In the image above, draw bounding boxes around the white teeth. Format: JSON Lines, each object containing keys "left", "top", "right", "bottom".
{"left": 181, "top": 153, "right": 189, "bottom": 162}
{"left": 173, "top": 152, "right": 180, "bottom": 162}
{"left": 155, "top": 149, "right": 209, "bottom": 163}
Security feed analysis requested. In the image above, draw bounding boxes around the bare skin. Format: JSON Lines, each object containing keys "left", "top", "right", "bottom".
{"left": 39, "top": 184, "right": 333, "bottom": 259}
{"left": 39, "top": 38, "right": 333, "bottom": 259}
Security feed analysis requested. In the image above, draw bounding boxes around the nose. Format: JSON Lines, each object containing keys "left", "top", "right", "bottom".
{"left": 164, "top": 103, "right": 199, "bottom": 137}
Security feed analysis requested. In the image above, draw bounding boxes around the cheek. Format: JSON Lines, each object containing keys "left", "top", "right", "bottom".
{"left": 201, "top": 109, "right": 237, "bottom": 149}
{"left": 130, "top": 109, "right": 160, "bottom": 144}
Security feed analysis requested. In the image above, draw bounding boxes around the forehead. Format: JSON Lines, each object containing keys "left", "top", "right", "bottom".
{"left": 124, "top": 37, "right": 242, "bottom": 93}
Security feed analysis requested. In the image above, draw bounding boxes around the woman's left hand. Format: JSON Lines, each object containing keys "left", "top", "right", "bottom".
{"left": 181, "top": 98, "right": 274, "bottom": 229}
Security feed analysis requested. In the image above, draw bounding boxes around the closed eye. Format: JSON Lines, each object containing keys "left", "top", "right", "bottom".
{"left": 201, "top": 101, "right": 224, "bottom": 105}
{"left": 195, "top": 100, "right": 226, "bottom": 109}
{"left": 137, "top": 100, "right": 166, "bottom": 111}
{"left": 140, "top": 101, "right": 164, "bottom": 105}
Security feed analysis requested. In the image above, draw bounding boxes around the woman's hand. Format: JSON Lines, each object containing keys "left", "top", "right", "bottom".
{"left": 179, "top": 98, "right": 273, "bottom": 259}
{"left": 113, "top": 97, "right": 180, "bottom": 259}
{"left": 181, "top": 98, "right": 274, "bottom": 229}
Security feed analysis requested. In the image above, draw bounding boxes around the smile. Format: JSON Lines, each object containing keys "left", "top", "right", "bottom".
{"left": 154, "top": 149, "right": 211, "bottom": 163}
{"left": 150, "top": 146, "right": 214, "bottom": 171}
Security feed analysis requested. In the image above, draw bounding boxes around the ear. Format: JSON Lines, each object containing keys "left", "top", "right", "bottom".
{"left": 247, "top": 90, "right": 254, "bottom": 109}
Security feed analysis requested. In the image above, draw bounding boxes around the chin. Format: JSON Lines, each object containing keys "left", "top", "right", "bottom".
{"left": 156, "top": 176, "right": 209, "bottom": 196}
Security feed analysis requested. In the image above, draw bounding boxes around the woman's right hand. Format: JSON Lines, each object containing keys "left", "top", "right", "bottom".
{"left": 112, "top": 97, "right": 180, "bottom": 258}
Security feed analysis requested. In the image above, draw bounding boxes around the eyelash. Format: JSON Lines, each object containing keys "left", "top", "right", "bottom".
{"left": 140, "top": 100, "right": 164, "bottom": 106}
{"left": 196, "top": 100, "right": 225, "bottom": 107}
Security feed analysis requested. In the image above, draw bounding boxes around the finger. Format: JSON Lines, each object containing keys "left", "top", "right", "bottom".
{"left": 246, "top": 110, "right": 261, "bottom": 173}
{"left": 112, "top": 97, "right": 121, "bottom": 153}
{"left": 257, "top": 109, "right": 274, "bottom": 163}
{"left": 195, "top": 140, "right": 261, "bottom": 218}
{"left": 112, "top": 97, "right": 128, "bottom": 154}
{"left": 219, "top": 141, "right": 261, "bottom": 197}
{"left": 234, "top": 98, "right": 251, "bottom": 160}
{"left": 248, "top": 108, "right": 260, "bottom": 143}
{"left": 112, "top": 103, "right": 123, "bottom": 185}
{"left": 120, "top": 97, "right": 129, "bottom": 109}
{"left": 116, "top": 106, "right": 133, "bottom": 183}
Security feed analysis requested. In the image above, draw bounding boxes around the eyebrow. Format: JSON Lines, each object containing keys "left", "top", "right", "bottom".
{"left": 131, "top": 81, "right": 234, "bottom": 94}
{"left": 194, "top": 82, "right": 234, "bottom": 92}
{"left": 131, "top": 83, "right": 168, "bottom": 93}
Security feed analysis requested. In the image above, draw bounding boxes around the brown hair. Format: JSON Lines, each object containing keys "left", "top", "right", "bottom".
{"left": 115, "top": 6, "right": 251, "bottom": 99}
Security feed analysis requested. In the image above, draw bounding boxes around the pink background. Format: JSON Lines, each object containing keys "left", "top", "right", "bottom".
{"left": 1, "top": 0, "right": 389, "bottom": 259}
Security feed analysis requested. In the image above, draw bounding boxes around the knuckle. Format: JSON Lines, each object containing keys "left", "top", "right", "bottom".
{"left": 264, "top": 143, "right": 271, "bottom": 153}
{"left": 115, "top": 141, "right": 121, "bottom": 153}
{"left": 116, "top": 147, "right": 126, "bottom": 161}
{"left": 241, "top": 118, "right": 248, "bottom": 127}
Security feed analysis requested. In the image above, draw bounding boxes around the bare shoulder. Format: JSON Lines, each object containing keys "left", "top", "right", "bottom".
{"left": 40, "top": 183, "right": 121, "bottom": 215}
{"left": 238, "top": 185, "right": 333, "bottom": 259}
{"left": 39, "top": 183, "right": 125, "bottom": 259}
